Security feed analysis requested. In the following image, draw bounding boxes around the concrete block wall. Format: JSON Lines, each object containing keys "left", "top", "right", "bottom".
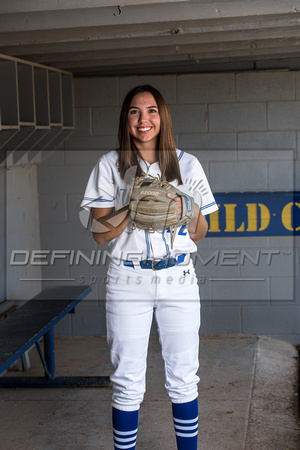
{"left": 36, "top": 70, "right": 299, "bottom": 344}
{"left": 0, "top": 164, "right": 6, "bottom": 303}
{"left": 3, "top": 163, "right": 42, "bottom": 303}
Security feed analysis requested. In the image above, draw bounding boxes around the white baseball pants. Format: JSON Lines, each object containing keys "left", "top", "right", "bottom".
{"left": 106, "top": 259, "right": 201, "bottom": 412}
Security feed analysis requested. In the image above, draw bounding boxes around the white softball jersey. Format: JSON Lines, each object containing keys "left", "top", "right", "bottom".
{"left": 81, "top": 149, "right": 218, "bottom": 262}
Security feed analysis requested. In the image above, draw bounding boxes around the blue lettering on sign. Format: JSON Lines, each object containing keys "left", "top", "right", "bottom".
{"left": 206, "top": 191, "right": 300, "bottom": 237}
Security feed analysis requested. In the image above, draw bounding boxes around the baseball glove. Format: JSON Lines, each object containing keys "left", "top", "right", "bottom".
{"left": 129, "top": 174, "right": 195, "bottom": 248}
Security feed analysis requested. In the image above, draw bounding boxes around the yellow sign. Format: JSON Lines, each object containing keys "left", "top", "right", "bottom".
{"left": 207, "top": 192, "right": 300, "bottom": 236}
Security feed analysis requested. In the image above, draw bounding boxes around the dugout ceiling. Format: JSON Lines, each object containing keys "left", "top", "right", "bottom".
{"left": 1, "top": 0, "right": 300, "bottom": 163}
{"left": 0, "top": 0, "right": 300, "bottom": 77}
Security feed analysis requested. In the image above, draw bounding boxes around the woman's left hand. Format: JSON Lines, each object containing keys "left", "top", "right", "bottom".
{"left": 167, "top": 195, "right": 208, "bottom": 243}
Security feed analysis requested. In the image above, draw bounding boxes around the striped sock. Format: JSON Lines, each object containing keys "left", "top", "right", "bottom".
{"left": 112, "top": 407, "right": 138, "bottom": 450}
{"left": 172, "top": 399, "right": 198, "bottom": 450}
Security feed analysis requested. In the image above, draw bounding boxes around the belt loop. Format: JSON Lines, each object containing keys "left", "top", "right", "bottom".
{"left": 132, "top": 260, "right": 142, "bottom": 269}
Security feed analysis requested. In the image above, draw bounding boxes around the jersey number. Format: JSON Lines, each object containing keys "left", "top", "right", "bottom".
{"left": 167, "top": 225, "right": 187, "bottom": 236}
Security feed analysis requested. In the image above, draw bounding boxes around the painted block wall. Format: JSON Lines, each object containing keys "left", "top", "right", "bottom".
{"left": 36, "top": 71, "right": 299, "bottom": 344}
{"left": 2, "top": 162, "right": 42, "bottom": 304}
{"left": 0, "top": 162, "right": 6, "bottom": 304}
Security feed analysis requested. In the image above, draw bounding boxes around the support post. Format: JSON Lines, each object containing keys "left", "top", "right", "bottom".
{"left": 44, "top": 327, "right": 56, "bottom": 379}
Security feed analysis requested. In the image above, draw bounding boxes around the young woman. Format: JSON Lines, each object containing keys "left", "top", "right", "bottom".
{"left": 81, "top": 85, "right": 218, "bottom": 449}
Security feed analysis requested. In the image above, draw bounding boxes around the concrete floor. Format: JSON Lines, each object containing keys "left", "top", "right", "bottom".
{"left": 0, "top": 335, "right": 299, "bottom": 450}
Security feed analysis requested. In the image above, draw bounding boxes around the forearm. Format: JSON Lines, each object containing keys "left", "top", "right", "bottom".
{"left": 188, "top": 204, "right": 208, "bottom": 243}
{"left": 91, "top": 206, "right": 131, "bottom": 245}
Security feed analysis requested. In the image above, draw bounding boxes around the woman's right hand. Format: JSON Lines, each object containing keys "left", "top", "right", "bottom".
{"left": 91, "top": 206, "right": 131, "bottom": 245}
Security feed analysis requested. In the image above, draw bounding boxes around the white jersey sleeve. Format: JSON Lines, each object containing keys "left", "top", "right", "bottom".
{"left": 80, "top": 153, "right": 116, "bottom": 211}
{"left": 177, "top": 151, "right": 218, "bottom": 216}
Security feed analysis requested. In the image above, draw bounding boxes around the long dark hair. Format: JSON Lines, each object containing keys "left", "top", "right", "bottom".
{"left": 117, "top": 85, "right": 182, "bottom": 184}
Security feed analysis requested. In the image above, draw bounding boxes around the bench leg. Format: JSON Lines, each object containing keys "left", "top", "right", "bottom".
{"left": 44, "top": 327, "right": 56, "bottom": 379}
{"left": 17, "top": 351, "right": 31, "bottom": 371}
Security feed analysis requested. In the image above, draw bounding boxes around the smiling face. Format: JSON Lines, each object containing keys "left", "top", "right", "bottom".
{"left": 128, "top": 91, "right": 161, "bottom": 151}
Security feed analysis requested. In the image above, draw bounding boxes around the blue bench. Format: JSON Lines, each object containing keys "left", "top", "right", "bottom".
{"left": 0, "top": 285, "right": 110, "bottom": 387}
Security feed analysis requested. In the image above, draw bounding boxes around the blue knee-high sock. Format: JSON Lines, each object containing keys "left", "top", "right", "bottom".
{"left": 172, "top": 399, "right": 198, "bottom": 450}
{"left": 112, "top": 407, "right": 139, "bottom": 450}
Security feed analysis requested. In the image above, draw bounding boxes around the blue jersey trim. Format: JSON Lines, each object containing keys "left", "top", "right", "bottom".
{"left": 83, "top": 197, "right": 114, "bottom": 203}
{"left": 201, "top": 200, "right": 217, "bottom": 211}
{"left": 177, "top": 151, "right": 184, "bottom": 162}
{"left": 144, "top": 230, "right": 151, "bottom": 258}
{"left": 162, "top": 230, "right": 170, "bottom": 254}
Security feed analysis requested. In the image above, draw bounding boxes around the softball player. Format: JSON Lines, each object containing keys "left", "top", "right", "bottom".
{"left": 81, "top": 85, "right": 218, "bottom": 449}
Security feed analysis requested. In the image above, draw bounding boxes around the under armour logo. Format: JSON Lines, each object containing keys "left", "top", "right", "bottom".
{"left": 183, "top": 270, "right": 190, "bottom": 276}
